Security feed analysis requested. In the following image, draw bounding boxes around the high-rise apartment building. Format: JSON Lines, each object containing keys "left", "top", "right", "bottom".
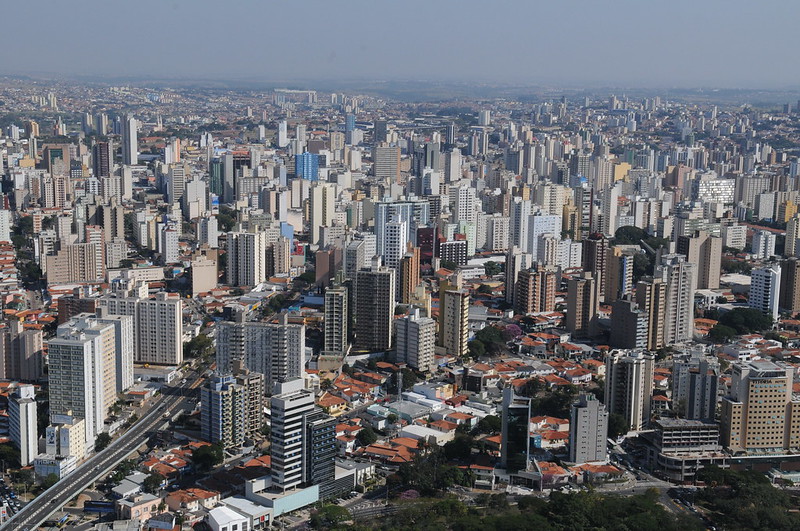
{"left": 657, "top": 254, "right": 695, "bottom": 344}
{"left": 0, "top": 319, "right": 44, "bottom": 381}
{"left": 215, "top": 312, "right": 306, "bottom": 394}
{"left": 504, "top": 246, "right": 531, "bottom": 305}
{"left": 514, "top": 265, "right": 556, "bottom": 315}
{"left": 92, "top": 141, "right": 113, "bottom": 178}
{"left": 750, "top": 265, "right": 781, "bottom": 320}
{"left": 122, "top": 115, "right": 138, "bottom": 165}
{"left": 373, "top": 144, "right": 401, "bottom": 183}
{"left": 96, "top": 291, "right": 183, "bottom": 365}
{"left": 780, "top": 258, "right": 800, "bottom": 313}
{"left": 9, "top": 384, "right": 37, "bottom": 466}
{"left": 500, "top": 388, "right": 531, "bottom": 473}
{"left": 609, "top": 298, "right": 648, "bottom": 349}
{"left": 395, "top": 310, "right": 436, "bottom": 373}
{"left": 48, "top": 315, "right": 118, "bottom": 448}
{"left": 270, "top": 379, "right": 335, "bottom": 492}
{"left": 227, "top": 231, "right": 268, "bottom": 287}
{"left": 582, "top": 233, "right": 609, "bottom": 303}
{"left": 323, "top": 286, "right": 348, "bottom": 354}
{"left": 201, "top": 361, "right": 264, "bottom": 449}
{"left": 676, "top": 230, "right": 721, "bottom": 290}
{"left": 605, "top": 350, "right": 654, "bottom": 432}
{"left": 672, "top": 358, "right": 718, "bottom": 421}
{"left": 635, "top": 277, "right": 667, "bottom": 351}
{"left": 308, "top": 183, "right": 335, "bottom": 245}
{"left": 569, "top": 394, "right": 608, "bottom": 464}
{"left": 720, "top": 360, "right": 800, "bottom": 452}
{"left": 399, "top": 244, "right": 420, "bottom": 304}
{"left": 354, "top": 262, "right": 396, "bottom": 352}
{"left": 437, "top": 276, "right": 469, "bottom": 359}
{"left": 566, "top": 272, "right": 597, "bottom": 339}
{"left": 96, "top": 313, "right": 135, "bottom": 393}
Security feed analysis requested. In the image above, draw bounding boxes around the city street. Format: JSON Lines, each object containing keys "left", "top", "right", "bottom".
{"left": 3, "top": 375, "right": 199, "bottom": 530}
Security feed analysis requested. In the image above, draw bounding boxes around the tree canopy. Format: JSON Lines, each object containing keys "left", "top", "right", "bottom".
{"left": 718, "top": 307, "right": 773, "bottom": 334}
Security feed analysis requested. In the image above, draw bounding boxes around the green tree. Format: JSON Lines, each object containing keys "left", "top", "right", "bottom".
{"left": 310, "top": 504, "right": 351, "bottom": 528}
{"left": 94, "top": 432, "right": 112, "bottom": 452}
{"left": 608, "top": 413, "right": 629, "bottom": 438}
{"left": 192, "top": 442, "right": 224, "bottom": 470}
{"left": 0, "top": 443, "right": 21, "bottom": 469}
{"left": 614, "top": 226, "right": 648, "bottom": 245}
{"left": 477, "top": 284, "right": 493, "bottom": 295}
{"left": 184, "top": 334, "right": 213, "bottom": 359}
{"left": 443, "top": 434, "right": 474, "bottom": 461}
{"left": 41, "top": 473, "right": 59, "bottom": 489}
{"left": 386, "top": 413, "right": 398, "bottom": 424}
{"left": 709, "top": 324, "right": 737, "bottom": 343}
{"left": 357, "top": 426, "right": 378, "bottom": 446}
{"left": 441, "top": 259, "right": 458, "bottom": 270}
{"left": 472, "top": 415, "right": 502, "bottom": 434}
{"left": 483, "top": 261, "right": 501, "bottom": 276}
{"left": 467, "top": 340, "right": 486, "bottom": 358}
{"left": 718, "top": 307, "right": 773, "bottom": 334}
{"left": 143, "top": 472, "right": 164, "bottom": 494}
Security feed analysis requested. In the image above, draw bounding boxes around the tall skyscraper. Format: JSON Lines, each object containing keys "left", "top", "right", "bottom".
{"left": 751, "top": 230, "right": 777, "bottom": 260}
{"left": 786, "top": 214, "right": 800, "bottom": 257}
{"left": 270, "top": 379, "right": 335, "bottom": 492}
{"left": 166, "top": 164, "right": 186, "bottom": 205}
{"left": 308, "top": 183, "right": 335, "bottom": 245}
{"left": 354, "top": 261, "right": 396, "bottom": 352}
{"left": 514, "top": 265, "right": 556, "bottom": 315}
{"left": 780, "top": 257, "right": 800, "bottom": 313}
{"left": 215, "top": 312, "right": 306, "bottom": 393}
{"left": 97, "top": 291, "right": 183, "bottom": 366}
{"left": 277, "top": 120, "right": 289, "bottom": 148}
{"left": 9, "top": 385, "right": 37, "bottom": 466}
{"left": 566, "top": 272, "right": 597, "bottom": 339}
{"left": 605, "top": 247, "right": 635, "bottom": 303}
{"left": 676, "top": 230, "right": 721, "bottom": 289}
{"left": 395, "top": 309, "right": 436, "bottom": 373}
{"left": 605, "top": 350, "right": 654, "bottom": 432}
{"left": 609, "top": 298, "right": 648, "bottom": 349}
{"left": 720, "top": 360, "right": 800, "bottom": 452}
{"left": 373, "top": 143, "right": 401, "bottom": 183}
{"left": 48, "top": 315, "right": 118, "bottom": 449}
{"left": 750, "top": 265, "right": 781, "bottom": 320}
{"left": 0, "top": 319, "right": 44, "bottom": 382}
{"left": 500, "top": 388, "right": 530, "bottom": 473}
{"left": 323, "top": 285, "right": 348, "bottom": 354}
{"left": 201, "top": 361, "right": 264, "bottom": 449}
{"left": 672, "top": 358, "right": 718, "bottom": 421}
{"left": 227, "top": 231, "right": 268, "bottom": 287}
{"left": 399, "top": 244, "right": 420, "bottom": 304}
{"left": 295, "top": 152, "right": 319, "bottom": 181}
{"left": 657, "top": 254, "right": 695, "bottom": 344}
{"left": 92, "top": 140, "right": 113, "bottom": 178}
{"left": 122, "top": 115, "right": 138, "bottom": 165}
{"left": 438, "top": 275, "right": 469, "bottom": 359}
{"left": 96, "top": 314, "right": 135, "bottom": 393}
{"left": 373, "top": 120, "right": 388, "bottom": 144}
{"left": 504, "top": 246, "right": 531, "bottom": 305}
{"left": 582, "top": 233, "right": 609, "bottom": 303}
{"left": 635, "top": 277, "right": 667, "bottom": 351}
{"left": 569, "top": 394, "right": 608, "bottom": 464}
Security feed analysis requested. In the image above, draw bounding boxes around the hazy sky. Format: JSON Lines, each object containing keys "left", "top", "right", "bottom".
{"left": 5, "top": 0, "right": 800, "bottom": 88}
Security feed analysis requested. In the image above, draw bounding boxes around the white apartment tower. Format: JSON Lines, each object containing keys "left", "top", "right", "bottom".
{"left": 9, "top": 384, "right": 37, "bottom": 466}
{"left": 395, "top": 310, "right": 436, "bottom": 373}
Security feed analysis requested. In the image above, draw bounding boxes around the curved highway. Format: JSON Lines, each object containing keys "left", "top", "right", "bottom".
{"left": 3, "top": 376, "right": 199, "bottom": 530}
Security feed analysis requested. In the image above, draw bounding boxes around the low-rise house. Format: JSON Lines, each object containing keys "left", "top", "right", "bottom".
{"left": 166, "top": 487, "right": 220, "bottom": 512}
{"left": 116, "top": 493, "right": 162, "bottom": 521}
